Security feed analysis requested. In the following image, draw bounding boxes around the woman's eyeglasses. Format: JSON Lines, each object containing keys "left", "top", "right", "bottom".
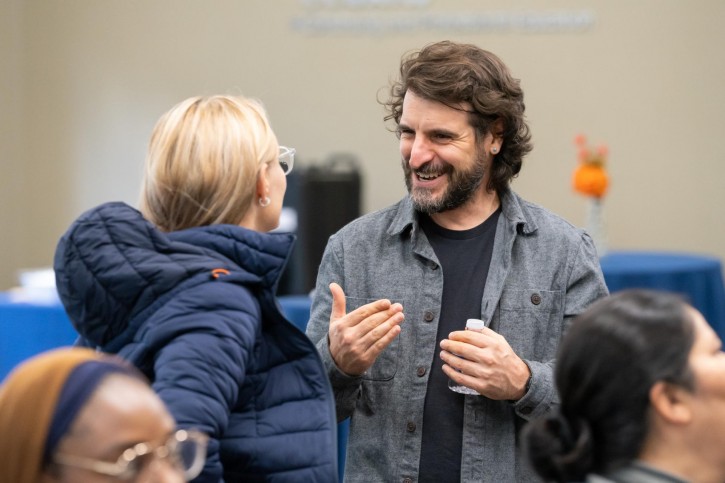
{"left": 279, "top": 146, "right": 296, "bottom": 175}
{"left": 53, "top": 429, "right": 209, "bottom": 481}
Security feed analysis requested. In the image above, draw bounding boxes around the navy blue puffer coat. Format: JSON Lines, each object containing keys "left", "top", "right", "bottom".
{"left": 54, "top": 202, "right": 338, "bottom": 482}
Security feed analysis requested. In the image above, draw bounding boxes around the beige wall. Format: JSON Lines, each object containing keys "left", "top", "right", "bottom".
{"left": 1, "top": 0, "right": 26, "bottom": 288}
{"left": 2, "top": 0, "right": 724, "bottom": 289}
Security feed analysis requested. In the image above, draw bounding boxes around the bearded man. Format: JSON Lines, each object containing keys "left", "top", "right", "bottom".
{"left": 306, "top": 40, "right": 609, "bottom": 483}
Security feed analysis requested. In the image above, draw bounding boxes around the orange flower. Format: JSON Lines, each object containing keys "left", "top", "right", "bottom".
{"left": 573, "top": 135, "right": 609, "bottom": 198}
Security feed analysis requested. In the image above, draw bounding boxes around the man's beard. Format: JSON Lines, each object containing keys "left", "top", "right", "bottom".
{"left": 402, "top": 153, "right": 486, "bottom": 215}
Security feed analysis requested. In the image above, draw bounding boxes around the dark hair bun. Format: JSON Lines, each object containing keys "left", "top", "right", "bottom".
{"left": 523, "top": 412, "right": 593, "bottom": 482}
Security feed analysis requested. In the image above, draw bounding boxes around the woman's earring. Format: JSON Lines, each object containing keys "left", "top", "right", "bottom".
{"left": 491, "top": 147, "right": 499, "bottom": 154}
{"left": 258, "top": 196, "right": 271, "bottom": 207}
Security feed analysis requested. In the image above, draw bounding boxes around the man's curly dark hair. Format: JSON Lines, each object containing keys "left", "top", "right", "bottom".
{"left": 383, "top": 41, "right": 533, "bottom": 194}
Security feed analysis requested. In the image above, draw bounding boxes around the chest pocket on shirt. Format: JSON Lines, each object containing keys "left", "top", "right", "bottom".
{"left": 345, "top": 296, "right": 403, "bottom": 382}
{"left": 495, "top": 289, "right": 563, "bottom": 361}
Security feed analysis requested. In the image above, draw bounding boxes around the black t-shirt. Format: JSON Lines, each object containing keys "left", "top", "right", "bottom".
{"left": 418, "top": 208, "right": 500, "bottom": 483}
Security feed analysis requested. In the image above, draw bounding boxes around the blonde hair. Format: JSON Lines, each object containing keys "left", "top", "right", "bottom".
{"left": 140, "top": 95, "right": 278, "bottom": 232}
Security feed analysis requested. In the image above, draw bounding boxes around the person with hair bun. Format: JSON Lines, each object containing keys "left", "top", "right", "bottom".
{"left": 524, "top": 289, "right": 725, "bottom": 483}
{"left": 53, "top": 95, "right": 339, "bottom": 482}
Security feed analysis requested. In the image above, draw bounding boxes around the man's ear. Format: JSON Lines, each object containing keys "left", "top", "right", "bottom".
{"left": 649, "top": 380, "right": 693, "bottom": 425}
{"left": 489, "top": 118, "right": 505, "bottom": 153}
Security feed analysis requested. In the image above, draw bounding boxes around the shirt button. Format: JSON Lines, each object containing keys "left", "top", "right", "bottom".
{"left": 520, "top": 406, "right": 533, "bottom": 415}
{"left": 406, "top": 421, "right": 416, "bottom": 432}
{"left": 430, "top": 262, "right": 438, "bottom": 270}
{"left": 403, "top": 479, "right": 414, "bottom": 483}
{"left": 423, "top": 311, "right": 434, "bottom": 322}
{"left": 530, "top": 293, "right": 542, "bottom": 305}
{"left": 416, "top": 366, "right": 426, "bottom": 377}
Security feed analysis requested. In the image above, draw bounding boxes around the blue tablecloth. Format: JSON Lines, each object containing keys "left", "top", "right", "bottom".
{"left": 600, "top": 251, "right": 725, "bottom": 336}
{"left": 0, "top": 292, "right": 78, "bottom": 380}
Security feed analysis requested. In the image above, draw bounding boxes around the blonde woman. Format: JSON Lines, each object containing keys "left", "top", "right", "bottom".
{"left": 54, "top": 96, "right": 338, "bottom": 482}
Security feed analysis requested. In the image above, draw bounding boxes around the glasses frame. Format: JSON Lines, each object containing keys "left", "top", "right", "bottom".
{"left": 279, "top": 146, "right": 296, "bottom": 175}
{"left": 53, "top": 429, "right": 208, "bottom": 481}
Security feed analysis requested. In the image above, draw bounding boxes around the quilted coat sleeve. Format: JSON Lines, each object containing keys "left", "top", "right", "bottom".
{"left": 146, "top": 281, "right": 260, "bottom": 483}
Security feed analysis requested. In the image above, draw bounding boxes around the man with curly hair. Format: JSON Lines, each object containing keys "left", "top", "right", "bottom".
{"left": 306, "top": 40, "right": 608, "bottom": 482}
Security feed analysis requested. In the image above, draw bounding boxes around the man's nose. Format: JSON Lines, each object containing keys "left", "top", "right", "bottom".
{"left": 407, "top": 137, "right": 434, "bottom": 169}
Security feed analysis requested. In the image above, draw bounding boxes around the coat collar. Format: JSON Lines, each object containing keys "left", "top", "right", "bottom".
{"left": 54, "top": 202, "right": 294, "bottom": 348}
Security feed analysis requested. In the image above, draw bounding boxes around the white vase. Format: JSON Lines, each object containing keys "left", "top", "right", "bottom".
{"left": 586, "top": 198, "right": 607, "bottom": 256}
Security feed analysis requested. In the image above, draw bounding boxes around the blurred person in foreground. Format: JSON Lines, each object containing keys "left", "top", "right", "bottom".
{"left": 305, "top": 40, "right": 608, "bottom": 482}
{"left": 0, "top": 347, "right": 207, "bottom": 483}
{"left": 54, "top": 95, "right": 338, "bottom": 482}
{"left": 524, "top": 289, "right": 725, "bottom": 483}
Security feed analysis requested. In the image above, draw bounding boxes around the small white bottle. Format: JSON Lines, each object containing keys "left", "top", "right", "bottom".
{"left": 448, "top": 318, "right": 486, "bottom": 395}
